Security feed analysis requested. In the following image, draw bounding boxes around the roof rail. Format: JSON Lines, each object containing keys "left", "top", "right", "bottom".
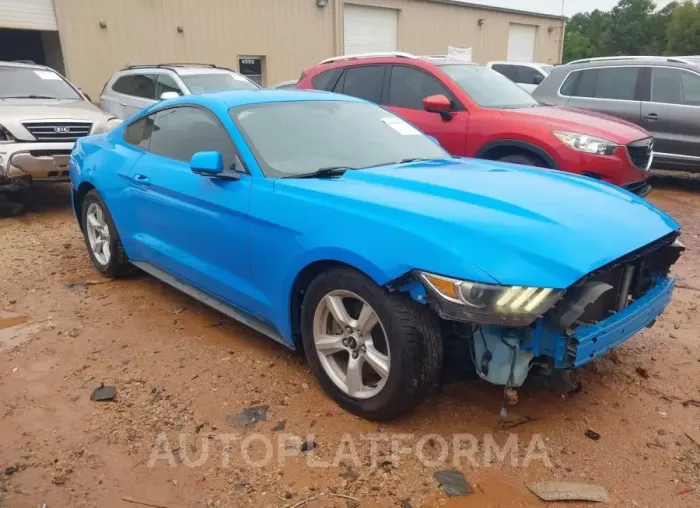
{"left": 319, "top": 52, "right": 417, "bottom": 65}
{"left": 122, "top": 62, "right": 219, "bottom": 71}
{"left": 567, "top": 55, "right": 693, "bottom": 65}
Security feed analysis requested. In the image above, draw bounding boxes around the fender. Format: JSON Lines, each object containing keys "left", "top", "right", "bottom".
{"left": 476, "top": 139, "right": 559, "bottom": 169}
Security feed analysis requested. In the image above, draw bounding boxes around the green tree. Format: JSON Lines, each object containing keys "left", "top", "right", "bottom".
{"left": 563, "top": 31, "right": 594, "bottom": 62}
{"left": 603, "top": 0, "right": 658, "bottom": 55}
{"left": 666, "top": 1, "right": 700, "bottom": 55}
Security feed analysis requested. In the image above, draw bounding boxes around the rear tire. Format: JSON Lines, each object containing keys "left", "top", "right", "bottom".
{"left": 301, "top": 267, "right": 442, "bottom": 421}
{"left": 80, "top": 190, "right": 132, "bottom": 278}
{"left": 498, "top": 154, "right": 543, "bottom": 167}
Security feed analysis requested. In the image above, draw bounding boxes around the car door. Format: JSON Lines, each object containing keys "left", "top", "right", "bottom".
{"left": 383, "top": 64, "right": 470, "bottom": 156}
{"left": 125, "top": 105, "right": 259, "bottom": 315}
{"left": 563, "top": 66, "right": 643, "bottom": 125}
{"left": 641, "top": 67, "right": 700, "bottom": 163}
{"left": 333, "top": 64, "right": 386, "bottom": 105}
{"left": 109, "top": 73, "right": 158, "bottom": 119}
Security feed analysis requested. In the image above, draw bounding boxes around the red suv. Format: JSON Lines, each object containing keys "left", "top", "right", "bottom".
{"left": 297, "top": 54, "right": 653, "bottom": 195}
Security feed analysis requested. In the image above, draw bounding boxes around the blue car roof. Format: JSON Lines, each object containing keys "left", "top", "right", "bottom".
{"left": 173, "top": 89, "right": 361, "bottom": 108}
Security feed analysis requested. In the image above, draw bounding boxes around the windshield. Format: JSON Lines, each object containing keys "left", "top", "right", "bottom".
{"left": 0, "top": 66, "right": 81, "bottom": 100}
{"left": 181, "top": 73, "right": 259, "bottom": 94}
{"left": 230, "top": 101, "right": 449, "bottom": 178}
{"left": 440, "top": 64, "right": 539, "bottom": 109}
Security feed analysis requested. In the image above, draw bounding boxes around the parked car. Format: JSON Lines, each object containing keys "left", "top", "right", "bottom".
{"left": 486, "top": 61, "right": 553, "bottom": 93}
{"left": 297, "top": 52, "right": 654, "bottom": 195}
{"left": 534, "top": 56, "right": 700, "bottom": 173}
{"left": 70, "top": 89, "right": 683, "bottom": 420}
{"left": 269, "top": 79, "right": 298, "bottom": 90}
{"left": 100, "top": 63, "right": 260, "bottom": 119}
{"left": 0, "top": 61, "right": 121, "bottom": 193}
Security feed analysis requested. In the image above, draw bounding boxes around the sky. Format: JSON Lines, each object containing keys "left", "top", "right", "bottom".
{"left": 466, "top": 0, "right": 675, "bottom": 16}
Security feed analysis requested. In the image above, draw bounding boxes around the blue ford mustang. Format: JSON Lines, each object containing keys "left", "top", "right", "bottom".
{"left": 69, "top": 90, "right": 683, "bottom": 420}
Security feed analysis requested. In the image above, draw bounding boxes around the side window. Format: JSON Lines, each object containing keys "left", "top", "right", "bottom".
{"left": 574, "top": 69, "right": 597, "bottom": 97}
{"left": 124, "top": 114, "right": 155, "bottom": 150}
{"left": 594, "top": 67, "right": 639, "bottom": 100}
{"left": 111, "top": 76, "right": 134, "bottom": 95}
{"left": 148, "top": 106, "right": 238, "bottom": 169}
{"left": 311, "top": 68, "right": 343, "bottom": 91}
{"left": 516, "top": 66, "right": 542, "bottom": 85}
{"left": 651, "top": 68, "right": 700, "bottom": 106}
{"left": 156, "top": 74, "right": 181, "bottom": 98}
{"left": 559, "top": 71, "right": 580, "bottom": 96}
{"left": 387, "top": 65, "right": 453, "bottom": 110}
{"left": 339, "top": 65, "right": 385, "bottom": 103}
{"left": 130, "top": 74, "right": 157, "bottom": 100}
{"left": 491, "top": 64, "right": 518, "bottom": 82}
{"left": 682, "top": 71, "right": 700, "bottom": 106}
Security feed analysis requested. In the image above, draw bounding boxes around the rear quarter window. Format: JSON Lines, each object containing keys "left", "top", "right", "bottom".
{"left": 311, "top": 68, "right": 343, "bottom": 91}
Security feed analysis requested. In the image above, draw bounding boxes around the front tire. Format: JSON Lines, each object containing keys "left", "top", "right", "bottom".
{"left": 301, "top": 268, "right": 442, "bottom": 421}
{"left": 80, "top": 190, "right": 131, "bottom": 278}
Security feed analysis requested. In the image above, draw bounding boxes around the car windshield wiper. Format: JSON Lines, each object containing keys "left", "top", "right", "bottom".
{"left": 280, "top": 166, "right": 354, "bottom": 179}
{"left": 1, "top": 95, "right": 58, "bottom": 100}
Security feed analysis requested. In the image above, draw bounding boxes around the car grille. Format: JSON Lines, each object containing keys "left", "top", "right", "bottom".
{"left": 22, "top": 122, "right": 92, "bottom": 142}
{"left": 28, "top": 149, "right": 73, "bottom": 158}
{"left": 549, "top": 232, "right": 680, "bottom": 328}
{"left": 626, "top": 138, "right": 653, "bottom": 170}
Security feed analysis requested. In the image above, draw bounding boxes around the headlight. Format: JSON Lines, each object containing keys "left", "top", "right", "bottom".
{"left": 553, "top": 131, "right": 617, "bottom": 156}
{"left": 93, "top": 117, "right": 123, "bottom": 135}
{"left": 418, "top": 271, "right": 564, "bottom": 326}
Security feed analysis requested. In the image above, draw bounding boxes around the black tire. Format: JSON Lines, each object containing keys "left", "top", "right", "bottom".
{"left": 301, "top": 267, "right": 443, "bottom": 421}
{"left": 80, "top": 189, "right": 132, "bottom": 278}
{"left": 498, "top": 154, "right": 543, "bottom": 167}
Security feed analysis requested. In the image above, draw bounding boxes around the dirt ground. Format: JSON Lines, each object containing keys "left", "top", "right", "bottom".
{"left": 1, "top": 174, "right": 700, "bottom": 508}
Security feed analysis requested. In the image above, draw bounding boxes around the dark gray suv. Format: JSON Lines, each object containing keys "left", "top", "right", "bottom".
{"left": 534, "top": 56, "right": 700, "bottom": 172}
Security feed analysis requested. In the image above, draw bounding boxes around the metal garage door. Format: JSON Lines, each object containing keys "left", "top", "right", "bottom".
{"left": 343, "top": 4, "right": 398, "bottom": 55}
{"left": 507, "top": 23, "right": 537, "bottom": 62}
{"left": 0, "top": 0, "right": 57, "bottom": 30}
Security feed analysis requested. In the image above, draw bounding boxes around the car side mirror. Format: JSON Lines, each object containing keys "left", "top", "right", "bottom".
{"left": 190, "top": 151, "right": 224, "bottom": 176}
{"left": 423, "top": 94, "right": 453, "bottom": 121}
{"left": 160, "top": 91, "right": 180, "bottom": 101}
{"left": 533, "top": 74, "right": 544, "bottom": 85}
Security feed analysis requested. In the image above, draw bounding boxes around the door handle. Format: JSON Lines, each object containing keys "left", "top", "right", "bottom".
{"left": 644, "top": 113, "right": 659, "bottom": 120}
{"left": 133, "top": 174, "right": 151, "bottom": 186}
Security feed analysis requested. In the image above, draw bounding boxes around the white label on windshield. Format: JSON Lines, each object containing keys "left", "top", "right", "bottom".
{"left": 232, "top": 75, "right": 249, "bottom": 82}
{"left": 34, "top": 70, "right": 61, "bottom": 80}
{"left": 381, "top": 117, "right": 421, "bottom": 136}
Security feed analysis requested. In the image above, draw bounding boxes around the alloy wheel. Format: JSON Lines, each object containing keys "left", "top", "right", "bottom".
{"left": 312, "top": 290, "right": 391, "bottom": 399}
{"left": 85, "top": 202, "right": 111, "bottom": 265}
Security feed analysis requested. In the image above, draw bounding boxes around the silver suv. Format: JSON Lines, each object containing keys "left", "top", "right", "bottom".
{"left": 100, "top": 63, "right": 260, "bottom": 119}
{"left": 533, "top": 56, "right": 700, "bottom": 172}
{"left": 0, "top": 61, "right": 121, "bottom": 190}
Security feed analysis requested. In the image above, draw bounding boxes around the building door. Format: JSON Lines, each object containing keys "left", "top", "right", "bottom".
{"left": 343, "top": 4, "right": 398, "bottom": 55}
{"left": 507, "top": 23, "right": 537, "bottom": 62}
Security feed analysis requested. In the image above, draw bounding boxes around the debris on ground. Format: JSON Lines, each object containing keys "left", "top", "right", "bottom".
{"left": 122, "top": 495, "right": 175, "bottom": 508}
{"left": 635, "top": 366, "right": 650, "bottom": 378}
{"left": 585, "top": 429, "right": 601, "bottom": 441}
{"left": 433, "top": 470, "right": 473, "bottom": 497}
{"left": 676, "top": 486, "right": 696, "bottom": 496}
{"left": 682, "top": 399, "right": 700, "bottom": 407}
{"left": 271, "top": 420, "right": 286, "bottom": 432}
{"left": 226, "top": 405, "right": 268, "bottom": 429}
{"left": 501, "top": 415, "right": 537, "bottom": 430}
{"left": 528, "top": 481, "right": 610, "bottom": 502}
{"left": 171, "top": 305, "right": 187, "bottom": 315}
{"left": 685, "top": 429, "right": 700, "bottom": 447}
{"left": 505, "top": 388, "right": 519, "bottom": 405}
{"left": 299, "top": 440, "right": 316, "bottom": 452}
{"left": 90, "top": 384, "right": 117, "bottom": 402}
{"left": 67, "top": 282, "right": 88, "bottom": 291}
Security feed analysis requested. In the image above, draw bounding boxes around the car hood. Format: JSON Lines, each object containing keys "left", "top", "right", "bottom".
{"left": 0, "top": 99, "right": 114, "bottom": 139}
{"left": 277, "top": 159, "right": 678, "bottom": 289}
{"left": 500, "top": 106, "right": 650, "bottom": 144}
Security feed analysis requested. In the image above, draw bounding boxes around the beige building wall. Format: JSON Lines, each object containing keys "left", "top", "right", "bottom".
{"left": 54, "top": 0, "right": 563, "bottom": 98}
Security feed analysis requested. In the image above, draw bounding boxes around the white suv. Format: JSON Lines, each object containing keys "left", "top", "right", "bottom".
{"left": 486, "top": 61, "right": 554, "bottom": 94}
{"left": 100, "top": 63, "right": 260, "bottom": 119}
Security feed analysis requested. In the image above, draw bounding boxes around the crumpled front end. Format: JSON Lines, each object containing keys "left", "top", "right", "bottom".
{"left": 408, "top": 232, "right": 684, "bottom": 387}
